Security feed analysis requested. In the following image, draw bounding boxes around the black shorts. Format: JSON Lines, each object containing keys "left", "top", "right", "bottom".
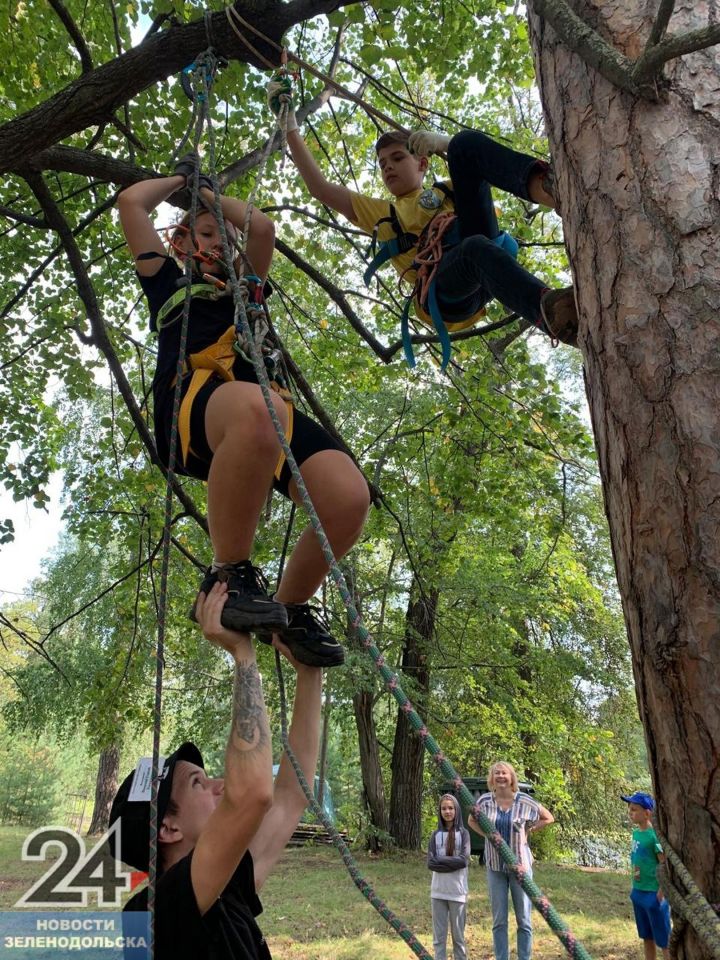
{"left": 155, "top": 374, "right": 345, "bottom": 498}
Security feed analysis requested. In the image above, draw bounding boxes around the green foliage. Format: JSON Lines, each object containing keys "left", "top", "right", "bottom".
{"left": 0, "top": 737, "right": 60, "bottom": 827}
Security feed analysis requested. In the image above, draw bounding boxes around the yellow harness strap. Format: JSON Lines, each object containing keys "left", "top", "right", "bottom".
{"left": 176, "top": 326, "right": 293, "bottom": 481}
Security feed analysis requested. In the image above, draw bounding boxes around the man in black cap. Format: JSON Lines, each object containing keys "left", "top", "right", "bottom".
{"left": 109, "top": 580, "right": 323, "bottom": 959}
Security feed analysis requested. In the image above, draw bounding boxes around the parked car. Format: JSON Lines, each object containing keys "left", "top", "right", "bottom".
{"left": 440, "top": 777, "right": 535, "bottom": 863}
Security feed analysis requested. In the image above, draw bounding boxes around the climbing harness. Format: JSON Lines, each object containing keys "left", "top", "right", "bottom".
{"left": 159, "top": 222, "right": 294, "bottom": 477}
{"left": 363, "top": 186, "right": 519, "bottom": 370}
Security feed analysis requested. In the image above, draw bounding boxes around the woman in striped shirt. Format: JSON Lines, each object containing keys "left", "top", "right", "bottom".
{"left": 468, "top": 761, "right": 554, "bottom": 960}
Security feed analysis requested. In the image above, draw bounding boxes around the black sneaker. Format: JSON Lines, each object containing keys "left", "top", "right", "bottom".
{"left": 191, "top": 561, "right": 288, "bottom": 634}
{"left": 539, "top": 286, "right": 579, "bottom": 347}
{"left": 259, "top": 602, "right": 345, "bottom": 668}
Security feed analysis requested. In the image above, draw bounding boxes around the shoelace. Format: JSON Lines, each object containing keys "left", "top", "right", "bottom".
{"left": 289, "top": 601, "right": 332, "bottom": 632}
{"left": 221, "top": 561, "right": 271, "bottom": 596}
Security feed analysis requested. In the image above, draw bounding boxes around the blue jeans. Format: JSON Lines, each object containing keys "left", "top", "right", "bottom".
{"left": 487, "top": 867, "right": 534, "bottom": 960}
{"left": 435, "top": 129, "right": 548, "bottom": 325}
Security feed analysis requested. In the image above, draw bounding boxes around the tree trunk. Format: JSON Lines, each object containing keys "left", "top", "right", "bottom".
{"left": 388, "top": 581, "right": 436, "bottom": 849}
{"left": 528, "top": 5, "right": 720, "bottom": 957}
{"left": 317, "top": 690, "right": 331, "bottom": 808}
{"left": 513, "top": 615, "right": 536, "bottom": 781}
{"left": 87, "top": 744, "right": 120, "bottom": 836}
{"left": 353, "top": 688, "right": 389, "bottom": 851}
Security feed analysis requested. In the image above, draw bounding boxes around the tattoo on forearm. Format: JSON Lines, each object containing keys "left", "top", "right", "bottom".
{"left": 232, "top": 661, "right": 268, "bottom": 751}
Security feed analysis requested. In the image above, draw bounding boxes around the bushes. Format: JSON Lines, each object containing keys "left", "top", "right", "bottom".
{"left": 0, "top": 740, "right": 60, "bottom": 827}
{"left": 557, "top": 829, "right": 627, "bottom": 870}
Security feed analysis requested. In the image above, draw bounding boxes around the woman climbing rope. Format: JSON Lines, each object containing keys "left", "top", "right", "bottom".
{"left": 117, "top": 153, "right": 369, "bottom": 665}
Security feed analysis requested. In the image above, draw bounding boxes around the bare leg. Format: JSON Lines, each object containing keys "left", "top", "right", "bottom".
{"left": 275, "top": 450, "right": 369, "bottom": 603}
{"left": 643, "top": 939, "right": 657, "bottom": 960}
{"left": 204, "top": 381, "right": 288, "bottom": 563}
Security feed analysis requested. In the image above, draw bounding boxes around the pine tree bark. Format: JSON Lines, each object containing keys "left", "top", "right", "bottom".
{"left": 86, "top": 744, "right": 120, "bottom": 836}
{"left": 528, "top": 4, "right": 720, "bottom": 957}
{"left": 389, "top": 582, "right": 436, "bottom": 849}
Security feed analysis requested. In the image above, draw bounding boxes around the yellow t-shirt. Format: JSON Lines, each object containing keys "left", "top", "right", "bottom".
{"left": 349, "top": 184, "right": 484, "bottom": 330}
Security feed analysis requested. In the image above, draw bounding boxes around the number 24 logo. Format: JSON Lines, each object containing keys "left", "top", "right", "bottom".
{"left": 15, "top": 824, "right": 133, "bottom": 908}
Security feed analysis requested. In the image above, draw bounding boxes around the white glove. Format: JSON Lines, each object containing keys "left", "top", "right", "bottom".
{"left": 266, "top": 76, "right": 298, "bottom": 133}
{"left": 408, "top": 130, "right": 451, "bottom": 157}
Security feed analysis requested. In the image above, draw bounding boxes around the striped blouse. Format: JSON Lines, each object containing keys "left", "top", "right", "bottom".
{"left": 476, "top": 791, "right": 540, "bottom": 873}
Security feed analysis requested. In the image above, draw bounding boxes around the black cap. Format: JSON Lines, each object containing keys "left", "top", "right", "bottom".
{"left": 109, "top": 742, "right": 204, "bottom": 871}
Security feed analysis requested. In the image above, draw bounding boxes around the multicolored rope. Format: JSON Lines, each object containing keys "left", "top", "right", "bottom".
{"left": 197, "top": 74, "right": 593, "bottom": 960}
{"left": 658, "top": 834, "right": 720, "bottom": 958}
{"left": 149, "top": 51, "right": 221, "bottom": 958}
{"left": 273, "top": 652, "right": 433, "bottom": 959}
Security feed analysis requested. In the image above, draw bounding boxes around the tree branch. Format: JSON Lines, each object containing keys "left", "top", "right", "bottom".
{"left": 28, "top": 145, "right": 157, "bottom": 185}
{"left": 0, "top": 205, "right": 47, "bottom": 228}
{"left": 530, "top": 0, "right": 649, "bottom": 97}
{"left": 645, "top": 0, "right": 675, "bottom": 49}
{"left": 47, "top": 0, "right": 93, "bottom": 74}
{"left": 0, "top": 0, "right": 359, "bottom": 174}
{"left": 633, "top": 24, "right": 720, "bottom": 82}
{"left": 275, "top": 235, "right": 391, "bottom": 360}
{"left": 532, "top": 0, "right": 720, "bottom": 98}
{"left": 383, "top": 314, "right": 520, "bottom": 361}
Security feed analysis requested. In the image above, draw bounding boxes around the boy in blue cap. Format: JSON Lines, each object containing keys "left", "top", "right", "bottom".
{"left": 621, "top": 791, "right": 671, "bottom": 960}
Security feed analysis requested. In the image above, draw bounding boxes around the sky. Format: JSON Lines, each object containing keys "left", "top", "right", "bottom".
{"left": 0, "top": 474, "right": 64, "bottom": 601}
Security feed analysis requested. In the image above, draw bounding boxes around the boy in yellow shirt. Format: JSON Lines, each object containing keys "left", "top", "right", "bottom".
{"left": 267, "top": 78, "right": 578, "bottom": 358}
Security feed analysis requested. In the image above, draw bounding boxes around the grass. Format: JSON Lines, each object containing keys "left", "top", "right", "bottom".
{"left": 0, "top": 826, "right": 639, "bottom": 958}
{"left": 259, "top": 848, "right": 638, "bottom": 959}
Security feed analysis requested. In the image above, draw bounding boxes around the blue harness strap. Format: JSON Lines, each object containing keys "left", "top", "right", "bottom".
{"left": 404, "top": 229, "right": 519, "bottom": 372}
{"left": 364, "top": 202, "right": 418, "bottom": 287}
{"left": 364, "top": 238, "right": 403, "bottom": 286}
{"left": 365, "top": 194, "right": 519, "bottom": 371}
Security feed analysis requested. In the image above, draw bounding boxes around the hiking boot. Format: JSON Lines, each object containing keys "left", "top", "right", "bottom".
{"left": 539, "top": 287, "right": 579, "bottom": 347}
{"left": 259, "top": 602, "right": 345, "bottom": 668}
{"left": 190, "top": 561, "right": 288, "bottom": 634}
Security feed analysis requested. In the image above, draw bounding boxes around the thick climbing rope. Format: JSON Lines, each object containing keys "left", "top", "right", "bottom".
{"left": 147, "top": 51, "right": 224, "bottom": 958}
{"left": 273, "top": 649, "right": 434, "bottom": 959}
{"left": 197, "top": 82, "right": 594, "bottom": 960}
{"left": 657, "top": 834, "right": 720, "bottom": 959}
{"left": 270, "top": 513, "right": 432, "bottom": 957}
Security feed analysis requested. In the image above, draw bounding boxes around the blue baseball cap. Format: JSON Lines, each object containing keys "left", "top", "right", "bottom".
{"left": 620, "top": 791, "right": 654, "bottom": 810}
